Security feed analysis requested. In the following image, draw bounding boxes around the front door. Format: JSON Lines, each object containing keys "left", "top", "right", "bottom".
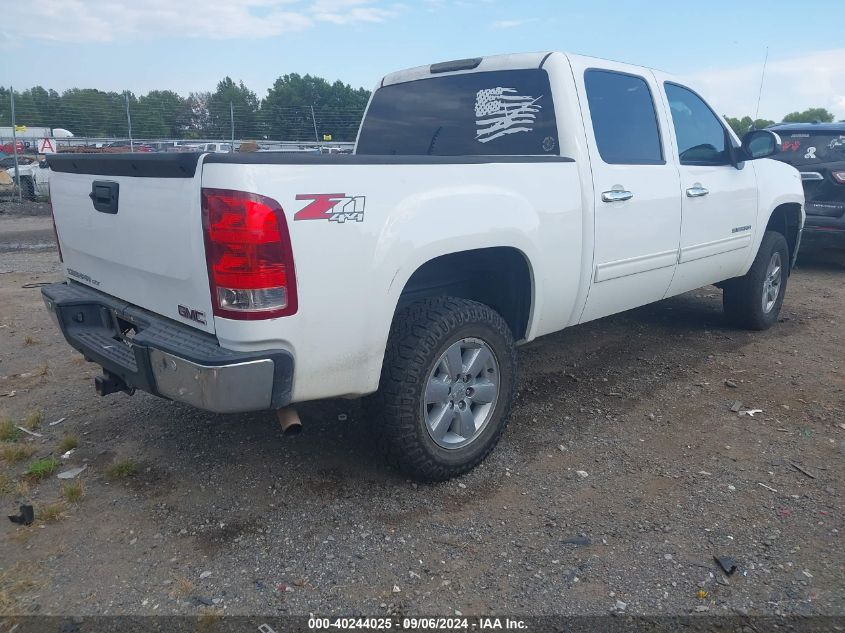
{"left": 658, "top": 81, "right": 758, "bottom": 296}
{"left": 570, "top": 62, "right": 682, "bottom": 323}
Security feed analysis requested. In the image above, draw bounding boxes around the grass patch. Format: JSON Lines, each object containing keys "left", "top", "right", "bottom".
{"left": 0, "top": 443, "right": 36, "bottom": 463}
{"left": 106, "top": 459, "right": 139, "bottom": 480}
{"left": 23, "top": 410, "right": 43, "bottom": 431}
{"left": 0, "top": 473, "right": 11, "bottom": 495}
{"left": 0, "top": 562, "right": 41, "bottom": 614}
{"left": 57, "top": 434, "right": 79, "bottom": 454}
{"left": 37, "top": 501, "right": 67, "bottom": 523}
{"left": 24, "top": 335, "right": 38, "bottom": 346}
{"left": 37, "top": 363, "right": 50, "bottom": 377}
{"left": 26, "top": 457, "right": 59, "bottom": 480}
{"left": 14, "top": 478, "right": 31, "bottom": 497}
{"left": 61, "top": 480, "right": 84, "bottom": 503}
{"left": 0, "top": 418, "right": 19, "bottom": 442}
{"left": 169, "top": 576, "right": 195, "bottom": 597}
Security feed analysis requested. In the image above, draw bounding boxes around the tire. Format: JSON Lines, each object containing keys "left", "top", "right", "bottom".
{"left": 723, "top": 230, "right": 789, "bottom": 330}
{"left": 20, "top": 178, "right": 35, "bottom": 201}
{"left": 372, "top": 296, "right": 517, "bottom": 482}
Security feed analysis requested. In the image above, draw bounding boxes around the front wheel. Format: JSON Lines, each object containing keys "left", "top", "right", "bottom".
{"left": 723, "top": 230, "right": 789, "bottom": 330}
{"left": 373, "top": 297, "right": 517, "bottom": 481}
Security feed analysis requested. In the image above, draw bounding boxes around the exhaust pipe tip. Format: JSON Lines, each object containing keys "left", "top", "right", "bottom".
{"left": 276, "top": 407, "right": 302, "bottom": 436}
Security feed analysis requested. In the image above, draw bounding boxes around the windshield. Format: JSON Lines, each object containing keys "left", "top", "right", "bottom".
{"left": 773, "top": 131, "right": 845, "bottom": 166}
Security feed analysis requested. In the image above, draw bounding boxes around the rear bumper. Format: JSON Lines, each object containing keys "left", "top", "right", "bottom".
{"left": 41, "top": 282, "right": 293, "bottom": 413}
{"left": 802, "top": 214, "right": 845, "bottom": 248}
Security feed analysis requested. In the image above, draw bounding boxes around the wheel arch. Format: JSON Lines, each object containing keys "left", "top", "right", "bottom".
{"left": 392, "top": 246, "right": 535, "bottom": 342}
{"left": 765, "top": 202, "right": 803, "bottom": 271}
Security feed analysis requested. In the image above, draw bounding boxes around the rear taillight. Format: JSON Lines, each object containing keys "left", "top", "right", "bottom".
{"left": 832, "top": 171, "right": 845, "bottom": 184}
{"left": 201, "top": 188, "right": 297, "bottom": 319}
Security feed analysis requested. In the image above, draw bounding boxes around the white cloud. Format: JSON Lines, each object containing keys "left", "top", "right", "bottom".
{"left": 688, "top": 49, "right": 845, "bottom": 121}
{"left": 1, "top": 0, "right": 395, "bottom": 44}
{"left": 491, "top": 18, "right": 537, "bottom": 29}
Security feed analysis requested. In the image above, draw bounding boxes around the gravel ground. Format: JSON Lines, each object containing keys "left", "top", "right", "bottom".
{"left": 0, "top": 206, "right": 843, "bottom": 619}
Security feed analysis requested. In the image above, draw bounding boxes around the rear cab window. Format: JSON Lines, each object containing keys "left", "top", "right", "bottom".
{"left": 356, "top": 69, "right": 560, "bottom": 156}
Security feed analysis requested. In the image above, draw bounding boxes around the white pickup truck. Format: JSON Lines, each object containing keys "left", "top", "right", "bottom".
{"left": 43, "top": 52, "right": 804, "bottom": 481}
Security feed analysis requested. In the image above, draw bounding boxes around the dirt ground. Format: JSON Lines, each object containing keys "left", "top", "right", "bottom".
{"left": 0, "top": 201, "right": 843, "bottom": 619}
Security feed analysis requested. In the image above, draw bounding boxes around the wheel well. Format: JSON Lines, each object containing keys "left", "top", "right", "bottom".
{"left": 397, "top": 247, "right": 533, "bottom": 340}
{"left": 766, "top": 203, "right": 802, "bottom": 266}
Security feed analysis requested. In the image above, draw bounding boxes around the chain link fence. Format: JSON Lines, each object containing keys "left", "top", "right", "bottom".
{"left": 1, "top": 86, "right": 363, "bottom": 201}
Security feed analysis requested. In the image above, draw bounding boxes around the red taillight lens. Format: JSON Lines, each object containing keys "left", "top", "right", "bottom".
{"left": 201, "top": 188, "right": 297, "bottom": 319}
{"left": 832, "top": 171, "right": 845, "bottom": 184}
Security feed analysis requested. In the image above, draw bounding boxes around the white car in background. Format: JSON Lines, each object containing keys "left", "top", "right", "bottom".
{"left": 4, "top": 159, "right": 50, "bottom": 199}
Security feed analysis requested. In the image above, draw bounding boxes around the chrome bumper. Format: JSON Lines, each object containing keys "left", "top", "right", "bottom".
{"left": 41, "top": 282, "right": 294, "bottom": 413}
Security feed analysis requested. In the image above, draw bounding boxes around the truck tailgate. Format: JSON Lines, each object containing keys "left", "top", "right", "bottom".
{"left": 48, "top": 154, "right": 214, "bottom": 333}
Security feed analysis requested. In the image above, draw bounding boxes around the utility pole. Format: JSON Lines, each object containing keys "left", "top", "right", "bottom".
{"left": 310, "top": 105, "right": 319, "bottom": 143}
{"left": 230, "top": 101, "right": 235, "bottom": 151}
{"left": 10, "top": 86, "right": 21, "bottom": 203}
{"left": 125, "top": 93, "right": 134, "bottom": 153}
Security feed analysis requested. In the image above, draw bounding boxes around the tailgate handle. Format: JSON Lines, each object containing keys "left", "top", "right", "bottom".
{"left": 89, "top": 181, "right": 119, "bottom": 214}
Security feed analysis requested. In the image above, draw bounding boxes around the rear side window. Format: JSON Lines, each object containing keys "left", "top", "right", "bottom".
{"left": 584, "top": 70, "right": 663, "bottom": 165}
{"left": 356, "top": 69, "right": 559, "bottom": 156}
{"left": 664, "top": 83, "right": 730, "bottom": 166}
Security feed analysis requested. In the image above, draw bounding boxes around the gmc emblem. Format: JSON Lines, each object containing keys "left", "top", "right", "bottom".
{"left": 178, "top": 305, "right": 207, "bottom": 325}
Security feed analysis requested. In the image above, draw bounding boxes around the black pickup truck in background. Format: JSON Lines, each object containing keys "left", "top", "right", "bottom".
{"left": 770, "top": 122, "right": 845, "bottom": 249}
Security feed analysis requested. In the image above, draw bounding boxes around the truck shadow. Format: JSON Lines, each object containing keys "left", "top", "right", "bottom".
{"left": 129, "top": 285, "right": 788, "bottom": 527}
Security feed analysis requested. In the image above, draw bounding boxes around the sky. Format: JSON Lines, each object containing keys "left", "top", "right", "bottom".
{"left": 2, "top": 0, "right": 844, "bottom": 121}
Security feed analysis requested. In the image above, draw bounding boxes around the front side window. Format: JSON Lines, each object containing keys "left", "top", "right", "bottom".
{"left": 356, "top": 69, "right": 559, "bottom": 156}
{"left": 664, "top": 83, "right": 730, "bottom": 166}
{"left": 584, "top": 69, "right": 663, "bottom": 165}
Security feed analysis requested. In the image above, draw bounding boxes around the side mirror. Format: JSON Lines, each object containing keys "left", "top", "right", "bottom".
{"left": 741, "top": 129, "right": 781, "bottom": 160}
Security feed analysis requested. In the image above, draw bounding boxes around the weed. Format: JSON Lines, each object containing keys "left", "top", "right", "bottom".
{"left": 26, "top": 457, "right": 59, "bottom": 480}
{"left": 37, "top": 363, "right": 50, "bottom": 377}
{"left": 57, "top": 434, "right": 79, "bottom": 454}
{"left": 106, "top": 459, "right": 139, "bottom": 479}
{"left": 14, "top": 478, "right": 30, "bottom": 497}
{"left": 0, "top": 473, "right": 11, "bottom": 495}
{"left": 61, "top": 480, "right": 84, "bottom": 503}
{"left": 0, "top": 418, "right": 19, "bottom": 442}
{"left": 23, "top": 336, "right": 38, "bottom": 346}
{"left": 0, "top": 563, "right": 41, "bottom": 614}
{"left": 169, "top": 576, "right": 195, "bottom": 597}
{"left": 38, "top": 501, "right": 67, "bottom": 523}
{"left": 23, "top": 410, "right": 43, "bottom": 431}
{"left": 0, "top": 443, "right": 36, "bottom": 463}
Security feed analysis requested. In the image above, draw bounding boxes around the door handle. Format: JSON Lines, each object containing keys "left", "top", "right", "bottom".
{"left": 686, "top": 185, "right": 709, "bottom": 198}
{"left": 601, "top": 189, "right": 634, "bottom": 203}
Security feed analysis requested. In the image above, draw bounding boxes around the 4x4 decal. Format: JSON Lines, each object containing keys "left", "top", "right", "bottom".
{"left": 294, "top": 193, "right": 365, "bottom": 223}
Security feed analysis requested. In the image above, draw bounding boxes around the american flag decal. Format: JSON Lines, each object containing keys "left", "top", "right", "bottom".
{"left": 475, "top": 87, "right": 542, "bottom": 143}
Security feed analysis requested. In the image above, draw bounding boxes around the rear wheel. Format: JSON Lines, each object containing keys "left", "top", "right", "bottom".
{"left": 372, "top": 297, "right": 517, "bottom": 481}
{"left": 723, "top": 230, "right": 789, "bottom": 330}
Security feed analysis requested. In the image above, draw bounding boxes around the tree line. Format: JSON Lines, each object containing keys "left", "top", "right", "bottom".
{"left": 0, "top": 77, "right": 838, "bottom": 143}
{"left": 0, "top": 75, "right": 371, "bottom": 142}
{"left": 725, "top": 107, "right": 837, "bottom": 137}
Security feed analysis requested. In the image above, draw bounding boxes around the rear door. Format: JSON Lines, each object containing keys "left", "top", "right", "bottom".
{"left": 48, "top": 155, "right": 215, "bottom": 333}
{"left": 658, "top": 80, "right": 757, "bottom": 295}
{"left": 569, "top": 60, "right": 682, "bottom": 323}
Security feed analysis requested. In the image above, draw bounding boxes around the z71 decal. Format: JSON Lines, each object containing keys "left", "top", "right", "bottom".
{"left": 294, "top": 193, "right": 365, "bottom": 223}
